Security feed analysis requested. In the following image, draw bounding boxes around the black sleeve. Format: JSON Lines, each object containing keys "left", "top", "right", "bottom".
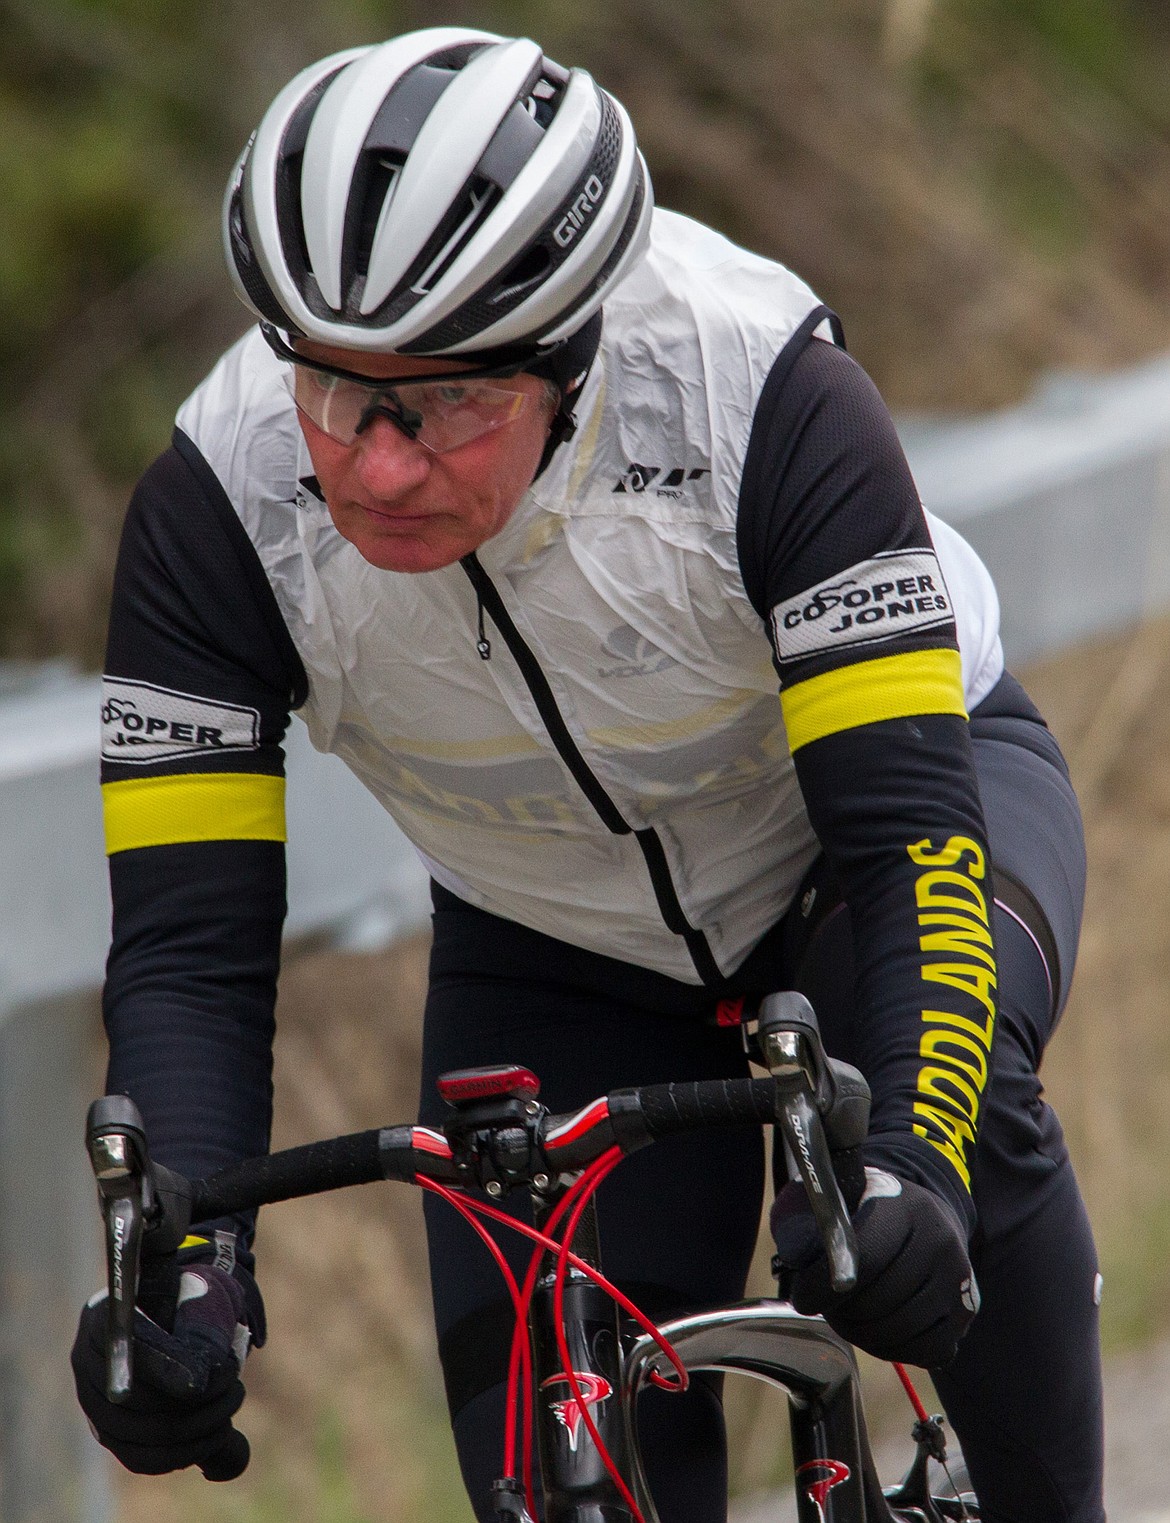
{"left": 737, "top": 338, "right": 995, "bottom": 1229}
{"left": 101, "top": 431, "right": 308, "bottom": 1250}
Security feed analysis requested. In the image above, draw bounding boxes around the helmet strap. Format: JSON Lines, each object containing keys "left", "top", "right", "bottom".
{"left": 528, "top": 311, "right": 603, "bottom": 480}
{"left": 534, "top": 406, "right": 579, "bottom": 479}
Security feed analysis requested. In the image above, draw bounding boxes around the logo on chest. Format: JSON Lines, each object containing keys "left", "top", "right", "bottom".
{"left": 599, "top": 624, "right": 679, "bottom": 679}
{"left": 611, "top": 462, "right": 711, "bottom": 498}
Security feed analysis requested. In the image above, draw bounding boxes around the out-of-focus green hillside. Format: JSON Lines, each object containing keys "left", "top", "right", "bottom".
{"left": 3, "top": 0, "right": 1170, "bottom": 659}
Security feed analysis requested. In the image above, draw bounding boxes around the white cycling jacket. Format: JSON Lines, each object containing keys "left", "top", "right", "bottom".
{"left": 167, "top": 208, "right": 1002, "bottom": 984}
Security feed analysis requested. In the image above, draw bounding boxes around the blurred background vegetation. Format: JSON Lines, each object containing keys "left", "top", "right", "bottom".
{"left": 8, "top": 0, "right": 1170, "bottom": 1516}
{"left": 4, "top": 0, "right": 1170, "bottom": 664}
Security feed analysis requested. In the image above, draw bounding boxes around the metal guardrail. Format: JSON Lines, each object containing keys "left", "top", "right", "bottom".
{"left": 902, "top": 350, "right": 1170, "bottom": 662}
{"left": 0, "top": 665, "right": 427, "bottom": 1523}
{"left": 3, "top": 346, "right": 1169, "bottom": 1519}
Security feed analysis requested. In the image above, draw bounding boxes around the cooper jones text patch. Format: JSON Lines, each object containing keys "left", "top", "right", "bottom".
{"left": 769, "top": 550, "right": 953, "bottom": 662}
{"left": 101, "top": 678, "right": 261, "bottom": 764}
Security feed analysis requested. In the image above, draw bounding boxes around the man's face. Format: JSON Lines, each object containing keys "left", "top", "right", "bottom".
{"left": 292, "top": 343, "right": 557, "bottom": 574}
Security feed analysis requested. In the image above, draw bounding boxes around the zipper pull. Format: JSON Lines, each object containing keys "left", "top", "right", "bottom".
{"left": 476, "top": 589, "right": 491, "bottom": 661}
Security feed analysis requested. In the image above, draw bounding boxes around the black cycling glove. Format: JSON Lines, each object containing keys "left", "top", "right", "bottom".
{"left": 71, "top": 1240, "right": 263, "bottom": 1480}
{"left": 770, "top": 1161, "right": 979, "bottom": 1369}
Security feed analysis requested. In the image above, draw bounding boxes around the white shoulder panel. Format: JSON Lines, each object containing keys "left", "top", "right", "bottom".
{"left": 549, "top": 208, "right": 826, "bottom": 544}
{"left": 926, "top": 510, "right": 1004, "bottom": 707}
{"left": 174, "top": 327, "right": 346, "bottom": 742}
{"left": 175, "top": 327, "right": 302, "bottom": 513}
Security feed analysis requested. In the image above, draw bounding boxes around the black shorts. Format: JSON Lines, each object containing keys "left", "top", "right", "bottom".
{"left": 418, "top": 671, "right": 1102, "bottom": 1523}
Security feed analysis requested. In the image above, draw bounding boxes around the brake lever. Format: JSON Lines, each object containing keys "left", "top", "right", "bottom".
{"left": 85, "top": 1096, "right": 194, "bottom": 1402}
{"left": 758, "top": 991, "right": 860, "bottom": 1294}
{"left": 86, "top": 1096, "right": 153, "bottom": 1401}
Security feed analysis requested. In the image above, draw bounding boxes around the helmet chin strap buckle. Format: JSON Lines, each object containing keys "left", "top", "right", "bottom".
{"left": 548, "top": 409, "right": 578, "bottom": 448}
{"left": 534, "top": 407, "right": 578, "bottom": 480}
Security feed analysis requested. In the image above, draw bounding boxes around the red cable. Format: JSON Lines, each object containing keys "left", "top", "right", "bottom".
{"left": 422, "top": 1154, "right": 691, "bottom": 1521}
{"left": 522, "top": 1167, "right": 605, "bottom": 1499}
{"left": 509, "top": 1165, "right": 606, "bottom": 1512}
{"left": 451, "top": 1185, "right": 690, "bottom": 1389}
{"left": 427, "top": 1161, "right": 618, "bottom": 1517}
{"left": 892, "top": 1361, "right": 931, "bottom": 1423}
{"left": 419, "top": 1178, "right": 533, "bottom": 1483}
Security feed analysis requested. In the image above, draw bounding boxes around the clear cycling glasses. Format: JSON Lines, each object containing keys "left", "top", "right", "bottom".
{"left": 261, "top": 324, "right": 535, "bottom": 455}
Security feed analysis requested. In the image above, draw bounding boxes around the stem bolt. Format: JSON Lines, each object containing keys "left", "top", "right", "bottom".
{"left": 485, "top": 1180, "right": 503, "bottom": 1199}
{"left": 533, "top": 1173, "right": 550, "bottom": 1191}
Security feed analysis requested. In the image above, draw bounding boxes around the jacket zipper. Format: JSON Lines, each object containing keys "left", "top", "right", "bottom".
{"left": 460, "top": 552, "right": 723, "bottom": 987}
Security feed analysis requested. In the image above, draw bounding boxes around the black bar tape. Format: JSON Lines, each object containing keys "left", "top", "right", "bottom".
{"left": 636, "top": 1078, "right": 777, "bottom": 1138}
{"left": 606, "top": 1090, "right": 655, "bottom": 1152}
{"left": 189, "top": 1127, "right": 386, "bottom": 1221}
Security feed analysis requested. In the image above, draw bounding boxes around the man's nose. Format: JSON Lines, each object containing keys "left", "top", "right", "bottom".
{"left": 351, "top": 412, "right": 433, "bottom": 494}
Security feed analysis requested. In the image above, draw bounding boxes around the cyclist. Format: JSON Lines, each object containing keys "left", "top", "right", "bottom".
{"left": 72, "top": 27, "right": 1103, "bottom": 1523}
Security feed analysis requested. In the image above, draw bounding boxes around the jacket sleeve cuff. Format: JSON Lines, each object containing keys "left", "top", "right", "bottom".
{"left": 861, "top": 1131, "right": 977, "bottom": 1238}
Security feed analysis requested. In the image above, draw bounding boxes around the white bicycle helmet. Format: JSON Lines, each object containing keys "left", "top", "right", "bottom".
{"left": 223, "top": 27, "right": 653, "bottom": 359}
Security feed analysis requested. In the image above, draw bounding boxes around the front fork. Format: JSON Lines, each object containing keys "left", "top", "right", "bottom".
{"left": 504, "top": 1228, "right": 888, "bottom": 1523}
{"left": 624, "top": 1302, "right": 893, "bottom": 1523}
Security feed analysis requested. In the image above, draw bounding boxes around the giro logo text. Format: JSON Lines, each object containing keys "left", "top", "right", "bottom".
{"left": 612, "top": 463, "right": 711, "bottom": 497}
{"left": 540, "top": 1372, "right": 612, "bottom": 1451}
{"left": 554, "top": 175, "right": 605, "bottom": 248}
{"left": 797, "top": 1458, "right": 851, "bottom": 1521}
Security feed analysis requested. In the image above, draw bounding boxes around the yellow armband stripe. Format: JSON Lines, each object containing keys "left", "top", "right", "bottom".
{"left": 102, "top": 772, "right": 286, "bottom": 855}
{"left": 781, "top": 648, "right": 966, "bottom": 752}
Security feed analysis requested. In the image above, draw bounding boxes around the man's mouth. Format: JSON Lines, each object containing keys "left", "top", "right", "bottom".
{"left": 357, "top": 501, "right": 436, "bottom": 526}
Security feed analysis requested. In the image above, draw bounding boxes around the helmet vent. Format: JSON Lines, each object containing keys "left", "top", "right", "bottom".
{"left": 354, "top": 156, "right": 403, "bottom": 280}
{"left": 273, "top": 71, "right": 344, "bottom": 314}
{"left": 366, "top": 63, "right": 460, "bottom": 156}
{"left": 227, "top": 190, "right": 296, "bottom": 329}
{"left": 423, "top": 42, "right": 492, "bottom": 71}
{"left": 524, "top": 73, "right": 563, "bottom": 130}
{"left": 410, "top": 185, "right": 495, "bottom": 295}
{"left": 493, "top": 244, "right": 552, "bottom": 303}
{"left": 363, "top": 178, "right": 499, "bottom": 323}
{"left": 399, "top": 92, "right": 625, "bottom": 354}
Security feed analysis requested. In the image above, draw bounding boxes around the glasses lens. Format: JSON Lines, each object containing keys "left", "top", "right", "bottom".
{"left": 283, "top": 367, "right": 368, "bottom": 444}
{"left": 395, "top": 381, "right": 528, "bottom": 452}
{"left": 281, "top": 365, "right": 529, "bottom": 453}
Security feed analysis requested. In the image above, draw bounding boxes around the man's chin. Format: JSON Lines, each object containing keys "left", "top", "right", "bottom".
{"left": 350, "top": 542, "right": 453, "bottom": 575}
{"left": 330, "top": 506, "right": 467, "bottom": 573}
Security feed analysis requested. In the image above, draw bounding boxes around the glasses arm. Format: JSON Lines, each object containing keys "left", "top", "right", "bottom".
{"left": 259, "top": 322, "right": 528, "bottom": 388}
